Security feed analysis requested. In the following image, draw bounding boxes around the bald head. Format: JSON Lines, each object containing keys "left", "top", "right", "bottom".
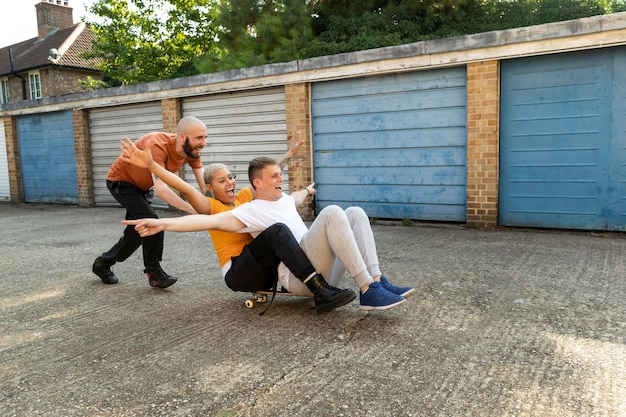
{"left": 176, "top": 116, "right": 207, "bottom": 159}
{"left": 176, "top": 116, "right": 206, "bottom": 135}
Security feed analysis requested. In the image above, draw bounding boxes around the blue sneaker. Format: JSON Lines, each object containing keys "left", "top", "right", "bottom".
{"left": 380, "top": 276, "right": 415, "bottom": 298}
{"left": 359, "top": 281, "right": 406, "bottom": 311}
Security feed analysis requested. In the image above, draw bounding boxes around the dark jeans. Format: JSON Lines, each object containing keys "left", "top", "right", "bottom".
{"left": 101, "top": 180, "right": 163, "bottom": 269}
{"left": 225, "top": 223, "right": 316, "bottom": 292}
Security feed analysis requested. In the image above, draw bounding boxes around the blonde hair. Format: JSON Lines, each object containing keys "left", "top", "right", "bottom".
{"left": 203, "top": 163, "right": 229, "bottom": 185}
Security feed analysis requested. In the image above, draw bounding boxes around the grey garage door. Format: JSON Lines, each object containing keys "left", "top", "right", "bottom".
{"left": 89, "top": 102, "right": 164, "bottom": 207}
{"left": 312, "top": 68, "right": 467, "bottom": 222}
{"left": 500, "top": 47, "right": 626, "bottom": 231}
{"left": 182, "top": 87, "right": 290, "bottom": 189}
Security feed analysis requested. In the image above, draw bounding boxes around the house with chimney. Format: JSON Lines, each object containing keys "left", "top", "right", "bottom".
{"left": 0, "top": 0, "right": 101, "bottom": 104}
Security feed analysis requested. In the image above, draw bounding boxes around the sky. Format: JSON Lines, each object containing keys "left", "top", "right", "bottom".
{"left": 0, "top": 0, "right": 99, "bottom": 49}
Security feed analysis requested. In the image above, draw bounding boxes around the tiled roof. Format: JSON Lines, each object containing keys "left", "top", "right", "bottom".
{"left": 0, "top": 23, "right": 102, "bottom": 77}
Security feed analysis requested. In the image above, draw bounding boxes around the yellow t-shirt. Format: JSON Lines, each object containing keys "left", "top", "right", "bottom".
{"left": 207, "top": 187, "right": 254, "bottom": 267}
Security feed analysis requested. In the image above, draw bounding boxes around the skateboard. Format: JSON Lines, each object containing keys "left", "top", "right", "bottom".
{"left": 244, "top": 288, "right": 310, "bottom": 309}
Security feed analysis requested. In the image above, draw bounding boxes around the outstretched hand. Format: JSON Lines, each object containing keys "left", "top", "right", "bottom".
{"left": 286, "top": 131, "right": 303, "bottom": 158}
{"left": 305, "top": 182, "right": 317, "bottom": 197}
{"left": 122, "top": 219, "right": 162, "bottom": 237}
{"left": 119, "top": 137, "right": 153, "bottom": 169}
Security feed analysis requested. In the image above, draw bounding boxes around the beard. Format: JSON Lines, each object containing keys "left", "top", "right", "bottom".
{"left": 183, "top": 137, "right": 200, "bottom": 159}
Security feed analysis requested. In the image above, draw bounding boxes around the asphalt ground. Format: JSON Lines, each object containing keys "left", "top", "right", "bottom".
{"left": 1, "top": 202, "right": 625, "bottom": 417}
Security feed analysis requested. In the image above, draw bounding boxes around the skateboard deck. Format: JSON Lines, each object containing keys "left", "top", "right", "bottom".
{"left": 245, "top": 288, "right": 311, "bottom": 309}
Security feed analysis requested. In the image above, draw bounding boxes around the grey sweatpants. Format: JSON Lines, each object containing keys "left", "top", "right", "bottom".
{"left": 284, "top": 205, "right": 382, "bottom": 295}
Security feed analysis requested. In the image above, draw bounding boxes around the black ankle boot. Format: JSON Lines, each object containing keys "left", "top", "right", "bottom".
{"left": 144, "top": 265, "right": 177, "bottom": 289}
{"left": 92, "top": 257, "right": 118, "bottom": 284}
{"left": 305, "top": 274, "right": 356, "bottom": 314}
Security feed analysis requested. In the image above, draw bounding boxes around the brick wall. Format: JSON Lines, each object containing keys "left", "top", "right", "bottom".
{"left": 5, "top": 68, "right": 99, "bottom": 102}
{"left": 285, "top": 83, "right": 314, "bottom": 220}
{"left": 72, "top": 109, "right": 93, "bottom": 207}
{"left": 6, "top": 77, "right": 26, "bottom": 102}
{"left": 40, "top": 68, "right": 99, "bottom": 98}
{"left": 466, "top": 60, "right": 500, "bottom": 228}
{"left": 161, "top": 98, "right": 187, "bottom": 203}
{"left": 3, "top": 116, "right": 23, "bottom": 202}
{"left": 161, "top": 98, "right": 181, "bottom": 133}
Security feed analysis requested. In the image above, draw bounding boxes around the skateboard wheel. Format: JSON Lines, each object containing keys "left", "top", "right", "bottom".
{"left": 256, "top": 294, "right": 268, "bottom": 303}
{"left": 245, "top": 299, "right": 255, "bottom": 308}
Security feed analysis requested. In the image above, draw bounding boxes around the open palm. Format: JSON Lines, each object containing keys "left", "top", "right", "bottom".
{"left": 119, "top": 137, "right": 153, "bottom": 168}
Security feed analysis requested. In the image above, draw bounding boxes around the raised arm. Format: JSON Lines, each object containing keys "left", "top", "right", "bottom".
{"left": 277, "top": 131, "right": 303, "bottom": 169}
{"left": 119, "top": 138, "right": 212, "bottom": 214}
{"left": 123, "top": 211, "right": 246, "bottom": 237}
{"left": 277, "top": 131, "right": 315, "bottom": 206}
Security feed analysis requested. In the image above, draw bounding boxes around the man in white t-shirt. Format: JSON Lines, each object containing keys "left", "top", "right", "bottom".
{"left": 125, "top": 157, "right": 414, "bottom": 311}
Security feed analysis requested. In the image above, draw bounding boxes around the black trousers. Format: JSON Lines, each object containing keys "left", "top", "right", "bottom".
{"left": 224, "top": 223, "right": 316, "bottom": 292}
{"left": 101, "top": 180, "right": 163, "bottom": 269}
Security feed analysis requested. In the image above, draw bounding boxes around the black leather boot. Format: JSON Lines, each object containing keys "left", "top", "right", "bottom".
{"left": 144, "top": 265, "right": 177, "bottom": 289}
{"left": 306, "top": 274, "right": 356, "bottom": 314}
{"left": 92, "top": 257, "right": 118, "bottom": 284}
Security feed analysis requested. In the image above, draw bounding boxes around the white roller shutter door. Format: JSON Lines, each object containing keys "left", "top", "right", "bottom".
{"left": 182, "top": 87, "right": 290, "bottom": 190}
{"left": 0, "top": 119, "right": 9, "bottom": 201}
{"left": 89, "top": 102, "right": 164, "bottom": 207}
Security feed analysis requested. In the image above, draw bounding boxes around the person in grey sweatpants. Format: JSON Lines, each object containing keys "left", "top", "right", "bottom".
{"left": 287, "top": 205, "right": 384, "bottom": 295}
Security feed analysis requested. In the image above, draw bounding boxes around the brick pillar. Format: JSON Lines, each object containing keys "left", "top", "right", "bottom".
{"left": 161, "top": 98, "right": 181, "bottom": 133}
{"left": 466, "top": 60, "right": 500, "bottom": 228}
{"left": 3, "top": 116, "right": 23, "bottom": 202}
{"left": 285, "top": 83, "right": 314, "bottom": 220}
{"left": 72, "top": 109, "right": 93, "bottom": 207}
{"left": 161, "top": 98, "right": 186, "bottom": 205}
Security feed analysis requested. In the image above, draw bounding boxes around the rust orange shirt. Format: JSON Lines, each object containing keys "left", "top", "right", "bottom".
{"left": 107, "top": 132, "right": 203, "bottom": 190}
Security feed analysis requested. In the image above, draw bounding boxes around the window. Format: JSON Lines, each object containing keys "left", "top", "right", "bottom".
{"left": 29, "top": 71, "right": 42, "bottom": 99}
{"left": 0, "top": 78, "right": 8, "bottom": 103}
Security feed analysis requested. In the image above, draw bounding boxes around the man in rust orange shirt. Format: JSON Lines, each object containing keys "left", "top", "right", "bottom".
{"left": 92, "top": 116, "right": 208, "bottom": 288}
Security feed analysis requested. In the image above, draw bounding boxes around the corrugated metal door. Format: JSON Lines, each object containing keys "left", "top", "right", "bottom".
{"left": 500, "top": 47, "right": 626, "bottom": 230}
{"left": 182, "top": 87, "right": 289, "bottom": 189}
{"left": 311, "top": 68, "right": 467, "bottom": 221}
{"left": 89, "top": 102, "right": 164, "bottom": 207}
{"left": 0, "top": 119, "right": 9, "bottom": 201}
{"left": 17, "top": 111, "right": 78, "bottom": 204}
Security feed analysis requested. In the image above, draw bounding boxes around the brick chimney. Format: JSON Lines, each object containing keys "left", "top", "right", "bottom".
{"left": 36, "top": 0, "right": 73, "bottom": 39}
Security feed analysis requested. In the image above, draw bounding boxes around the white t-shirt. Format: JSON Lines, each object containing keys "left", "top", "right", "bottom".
{"left": 230, "top": 193, "right": 311, "bottom": 294}
{"left": 231, "top": 194, "right": 309, "bottom": 242}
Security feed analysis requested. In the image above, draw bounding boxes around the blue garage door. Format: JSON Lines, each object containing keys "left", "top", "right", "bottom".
{"left": 312, "top": 67, "right": 467, "bottom": 222}
{"left": 500, "top": 47, "right": 626, "bottom": 231}
{"left": 17, "top": 111, "right": 78, "bottom": 204}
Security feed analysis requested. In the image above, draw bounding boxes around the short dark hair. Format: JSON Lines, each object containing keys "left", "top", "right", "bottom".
{"left": 248, "top": 157, "right": 278, "bottom": 188}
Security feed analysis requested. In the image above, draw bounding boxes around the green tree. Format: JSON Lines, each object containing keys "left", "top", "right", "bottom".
{"left": 475, "top": 0, "right": 624, "bottom": 31}
{"left": 84, "top": 0, "right": 219, "bottom": 86}
{"left": 305, "top": 0, "right": 474, "bottom": 56}
{"left": 194, "top": 0, "right": 314, "bottom": 73}
{"left": 305, "top": 0, "right": 626, "bottom": 57}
